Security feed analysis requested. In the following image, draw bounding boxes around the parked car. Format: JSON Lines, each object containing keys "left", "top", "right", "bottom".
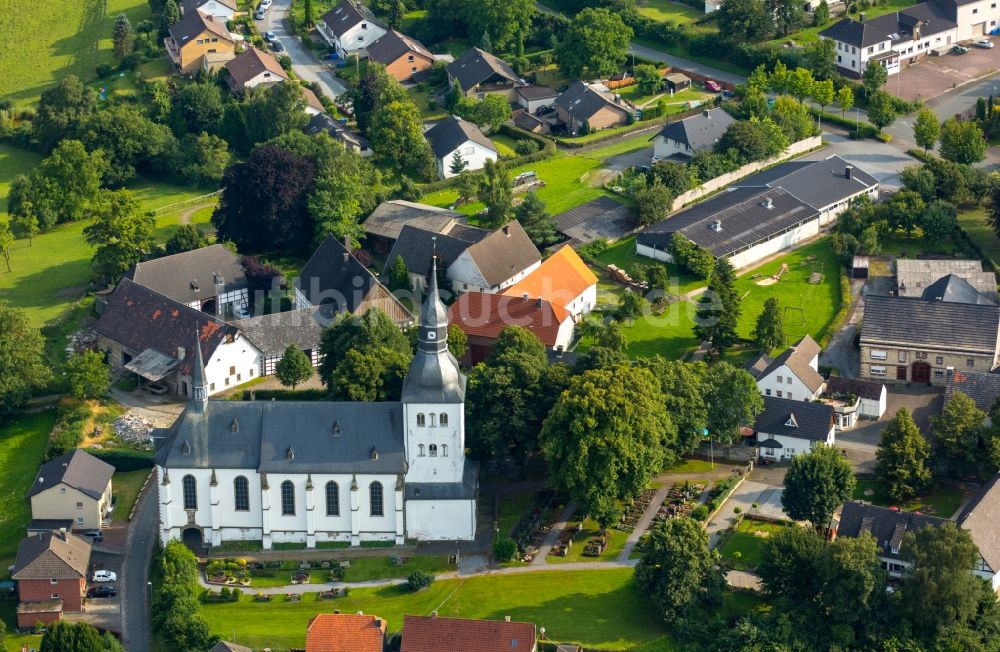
{"left": 258, "top": 0, "right": 272, "bottom": 9}
{"left": 270, "top": 40, "right": 285, "bottom": 52}
{"left": 953, "top": 45, "right": 971, "bottom": 54}
{"left": 264, "top": 31, "right": 277, "bottom": 42}
{"left": 535, "top": 105, "right": 554, "bottom": 116}
{"left": 80, "top": 529, "right": 103, "bottom": 542}
{"left": 254, "top": 8, "right": 265, "bottom": 19}
{"left": 975, "top": 39, "right": 994, "bottom": 48}
{"left": 233, "top": 305, "right": 251, "bottom": 320}
{"left": 87, "top": 585, "right": 117, "bottom": 598}
{"left": 92, "top": 570, "right": 117, "bottom": 583}
{"left": 704, "top": 80, "right": 722, "bottom": 92}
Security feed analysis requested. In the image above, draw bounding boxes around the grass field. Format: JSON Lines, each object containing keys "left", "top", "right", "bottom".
{"left": 718, "top": 519, "right": 791, "bottom": 570}
{"left": 617, "top": 86, "right": 714, "bottom": 109}
{"left": 665, "top": 458, "right": 717, "bottom": 474}
{"left": 0, "top": 0, "right": 153, "bottom": 105}
{"left": 593, "top": 237, "right": 705, "bottom": 296}
{"left": 0, "top": 412, "right": 56, "bottom": 572}
{"left": 958, "top": 208, "right": 1000, "bottom": 266}
{"left": 113, "top": 469, "right": 151, "bottom": 521}
{"left": 491, "top": 134, "right": 519, "bottom": 158}
{"left": 636, "top": 0, "right": 703, "bottom": 23}
{"left": 852, "top": 479, "right": 967, "bottom": 519}
{"left": 341, "top": 556, "right": 455, "bottom": 583}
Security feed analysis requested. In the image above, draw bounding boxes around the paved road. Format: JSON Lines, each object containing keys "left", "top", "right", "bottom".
{"left": 121, "top": 477, "right": 158, "bottom": 652}
{"left": 259, "top": 0, "right": 347, "bottom": 98}
{"left": 626, "top": 42, "right": 746, "bottom": 86}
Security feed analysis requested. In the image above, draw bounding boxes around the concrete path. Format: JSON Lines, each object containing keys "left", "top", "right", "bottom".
{"left": 726, "top": 570, "right": 763, "bottom": 591}
{"left": 706, "top": 479, "right": 786, "bottom": 549}
{"left": 531, "top": 501, "right": 578, "bottom": 565}
{"left": 617, "top": 484, "right": 672, "bottom": 562}
{"left": 261, "top": 0, "right": 348, "bottom": 98}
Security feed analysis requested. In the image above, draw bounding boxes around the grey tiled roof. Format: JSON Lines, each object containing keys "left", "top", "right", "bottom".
{"left": 12, "top": 531, "right": 91, "bottom": 580}
{"left": 753, "top": 395, "right": 834, "bottom": 442}
{"left": 757, "top": 335, "right": 825, "bottom": 393}
{"left": 424, "top": 115, "right": 497, "bottom": 160}
{"left": 825, "top": 376, "right": 885, "bottom": 402}
{"left": 944, "top": 369, "right": 1000, "bottom": 411}
{"left": 236, "top": 305, "right": 335, "bottom": 358}
{"left": 654, "top": 108, "right": 735, "bottom": 152}
{"left": 837, "top": 501, "right": 947, "bottom": 560}
{"left": 384, "top": 224, "right": 488, "bottom": 279}
{"left": 125, "top": 244, "right": 248, "bottom": 306}
{"left": 554, "top": 81, "right": 629, "bottom": 124}
{"left": 445, "top": 47, "right": 519, "bottom": 92}
{"left": 860, "top": 295, "right": 1000, "bottom": 356}
{"left": 819, "top": 1, "right": 956, "bottom": 48}
{"left": 737, "top": 156, "right": 879, "bottom": 212}
{"left": 921, "top": 274, "right": 996, "bottom": 305}
{"left": 169, "top": 10, "right": 233, "bottom": 46}
{"left": 895, "top": 259, "right": 997, "bottom": 299}
{"left": 957, "top": 475, "right": 1000, "bottom": 572}
{"left": 363, "top": 200, "right": 462, "bottom": 242}
{"left": 28, "top": 449, "right": 114, "bottom": 500}
{"left": 320, "top": 0, "right": 385, "bottom": 39}
{"left": 210, "top": 643, "right": 252, "bottom": 652}
{"left": 462, "top": 220, "right": 540, "bottom": 287}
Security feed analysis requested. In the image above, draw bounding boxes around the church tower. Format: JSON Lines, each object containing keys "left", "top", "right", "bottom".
{"left": 402, "top": 256, "right": 466, "bottom": 484}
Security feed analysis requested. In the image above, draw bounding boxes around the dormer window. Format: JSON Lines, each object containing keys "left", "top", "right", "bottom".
{"left": 785, "top": 414, "right": 798, "bottom": 428}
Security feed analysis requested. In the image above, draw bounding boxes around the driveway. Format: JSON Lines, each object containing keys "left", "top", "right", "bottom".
{"left": 259, "top": 0, "right": 348, "bottom": 98}
{"left": 627, "top": 42, "right": 746, "bottom": 86}
{"left": 706, "top": 480, "right": 787, "bottom": 547}
{"left": 883, "top": 44, "right": 1000, "bottom": 104}
{"left": 836, "top": 385, "right": 945, "bottom": 452}
{"left": 801, "top": 129, "right": 916, "bottom": 191}
{"left": 64, "top": 552, "right": 124, "bottom": 633}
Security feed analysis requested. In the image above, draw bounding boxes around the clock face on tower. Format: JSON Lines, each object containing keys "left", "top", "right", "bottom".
{"left": 428, "top": 331, "right": 436, "bottom": 340}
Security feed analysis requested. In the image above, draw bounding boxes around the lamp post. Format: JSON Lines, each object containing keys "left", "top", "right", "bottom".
{"left": 914, "top": 82, "right": 919, "bottom": 101}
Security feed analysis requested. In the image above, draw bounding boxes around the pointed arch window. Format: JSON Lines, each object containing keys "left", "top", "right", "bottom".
{"left": 370, "top": 481, "right": 384, "bottom": 517}
{"left": 416, "top": 413, "right": 425, "bottom": 427}
{"left": 233, "top": 476, "right": 249, "bottom": 511}
{"left": 182, "top": 475, "right": 197, "bottom": 510}
{"left": 281, "top": 480, "right": 295, "bottom": 515}
{"left": 440, "top": 413, "right": 448, "bottom": 427}
{"left": 325, "top": 482, "right": 340, "bottom": 517}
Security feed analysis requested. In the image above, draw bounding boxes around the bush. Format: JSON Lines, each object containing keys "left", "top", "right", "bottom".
{"left": 407, "top": 570, "right": 434, "bottom": 591}
{"left": 514, "top": 139, "right": 541, "bottom": 156}
{"left": 691, "top": 504, "right": 710, "bottom": 521}
{"left": 119, "top": 53, "right": 142, "bottom": 71}
{"left": 230, "top": 388, "right": 328, "bottom": 401}
{"left": 577, "top": 238, "right": 610, "bottom": 262}
{"left": 91, "top": 449, "right": 154, "bottom": 471}
{"left": 493, "top": 536, "right": 518, "bottom": 563}
{"left": 96, "top": 63, "right": 114, "bottom": 78}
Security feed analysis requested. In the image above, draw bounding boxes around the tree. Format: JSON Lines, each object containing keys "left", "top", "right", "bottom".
{"left": 635, "top": 518, "right": 725, "bottom": 625}
{"left": 32, "top": 75, "right": 97, "bottom": 152}
{"left": 385, "top": 0, "right": 404, "bottom": 29}
{"left": 303, "top": 0, "right": 316, "bottom": 27}
{"left": 867, "top": 90, "right": 897, "bottom": 135}
{"left": 454, "top": 94, "right": 512, "bottom": 133}
{"left": 162, "top": 0, "right": 180, "bottom": 30}
{"left": 789, "top": 67, "right": 814, "bottom": 102}
{"left": 318, "top": 309, "right": 412, "bottom": 402}
{"left": 704, "top": 362, "right": 763, "bottom": 444}
{"left": 913, "top": 107, "right": 941, "bottom": 153}
{"left": 716, "top": 120, "right": 772, "bottom": 163}
{"left": 861, "top": 61, "right": 888, "bottom": 98}
{"left": 462, "top": 0, "right": 534, "bottom": 53}
{"left": 781, "top": 445, "right": 855, "bottom": 529}
{"left": 0, "top": 301, "right": 51, "bottom": 412}
{"left": 514, "top": 192, "right": 559, "bottom": 248}
{"left": 66, "top": 350, "right": 110, "bottom": 399}
{"left": 836, "top": 84, "right": 854, "bottom": 118}
{"left": 932, "top": 390, "right": 987, "bottom": 478}
{"left": 170, "top": 82, "right": 225, "bottom": 135}
{"left": 555, "top": 8, "right": 632, "bottom": 79}
{"left": 448, "top": 324, "right": 467, "bottom": 360}
{"left": 12, "top": 140, "right": 107, "bottom": 230}
{"left": 275, "top": 346, "right": 313, "bottom": 389}
{"left": 0, "top": 221, "right": 12, "bottom": 272}
{"left": 353, "top": 63, "right": 408, "bottom": 134}
{"left": 494, "top": 536, "right": 518, "bottom": 562}
{"left": 84, "top": 190, "right": 156, "bottom": 283}
{"left": 811, "top": 78, "right": 835, "bottom": 115}
{"left": 387, "top": 255, "right": 410, "bottom": 292}
{"left": 752, "top": 297, "right": 784, "bottom": 353}
{"left": 717, "top": 0, "right": 772, "bottom": 45}
{"left": 163, "top": 224, "right": 208, "bottom": 256}
{"left": 633, "top": 176, "right": 673, "bottom": 226}
{"left": 812, "top": 533, "right": 887, "bottom": 644}
{"left": 478, "top": 159, "right": 513, "bottom": 228}
{"left": 694, "top": 258, "right": 740, "bottom": 351}
{"left": 756, "top": 526, "right": 824, "bottom": 601}
{"left": 637, "top": 358, "right": 708, "bottom": 455}
{"left": 449, "top": 150, "right": 467, "bottom": 176}
{"left": 369, "top": 99, "right": 434, "bottom": 177}
{"left": 634, "top": 64, "right": 662, "bottom": 95}
{"left": 770, "top": 96, "right": 815, "bottom": 142}
{"left": 241, "top": 82, "right": 309, "bottom": 147}
{"left": 885, "top": 189, "right": 925, "bottom": 235}
{"left": 540, "top": 365, "right": 675, "bottom": 527}
{"left": 939, "top": 117, "right": 987, "bottom": 165}
{"left": 771, "top": 0, "right": 805, "bottom": 36}
{"left": 813, "top": 0, "right": 829, "bottom": 26}
{"left": 112, "top": 14, "right": 134, "bottom": 58}
{"left": 457, "top": 170, "right": 478, "bottom": 205}
{"left": 82, "top": 103, "right": 175, "bottom": 185}
{"left": 41, "top": 622, "right": 121, "bottom": 652}
{"left": 172, "top": 131, "right": 231, "bottom": 185}
{"left": 617, "top": 289, "right": 645, "bottom": 322}
{"left": 875, "top": 408, "right": 932, "bottom": 501}
{"left": 12, "top": 208, "right": 39, "bottom": 246}
{"left": 921, "top": 199, "right": 957, "bottom": 241}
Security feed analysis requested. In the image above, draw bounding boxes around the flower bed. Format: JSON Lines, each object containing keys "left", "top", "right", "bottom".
{"left": 205, "top": 558, "right": 251, "bottom": 586}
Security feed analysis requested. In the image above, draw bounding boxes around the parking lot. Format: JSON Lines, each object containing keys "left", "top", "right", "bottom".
{"left": 884, "top": 41, "right": 1000, "bottom": 103}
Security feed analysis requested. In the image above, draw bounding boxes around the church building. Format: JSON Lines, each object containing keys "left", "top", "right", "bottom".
{"left": 153, "top": 263, "right": 478, "bottom": 549}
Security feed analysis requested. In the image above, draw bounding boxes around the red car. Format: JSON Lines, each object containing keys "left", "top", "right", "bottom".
{"left": 705, "top": 80, "right": 722, "bottom": 92}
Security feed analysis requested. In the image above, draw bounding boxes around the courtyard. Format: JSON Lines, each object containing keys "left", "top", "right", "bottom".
{"left": 882, "top": 43, "right": 1000, "bottom": 104}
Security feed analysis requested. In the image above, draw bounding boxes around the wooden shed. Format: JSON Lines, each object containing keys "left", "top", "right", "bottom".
{"left": 852, "top": 256, "right": 869, "bottom": 279}
{"left": 665, "top": 72, "right": 691, "bottom": 92}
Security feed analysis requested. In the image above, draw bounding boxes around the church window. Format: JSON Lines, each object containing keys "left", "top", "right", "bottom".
{"left": 370, "top": 482, "right": 384, "bottom": 516}
{"left": 440, "top": 413, "right": 448, "bottom": 427}
{"left": 418, "top": 444, "right": 425, "bottom": 456}
{"left": 442, "top": 444, "right": 448, "bottom": 457}
{"left": 281, "top": 480, "right": 295, "bottom": 515}
{"left": 183, "top": 475, "right": 197, "bottom": 510}
{"left": 429, "top": 444, "right": 438, "bottom": 457}
{"left": 234, "top": 476, "right": 250, "bottom": 511}
{"left": 416, "top": 413, "right": 425, "bottom": 427}
{"left": 325, "top": 482, "right": 340, "bottom": 516}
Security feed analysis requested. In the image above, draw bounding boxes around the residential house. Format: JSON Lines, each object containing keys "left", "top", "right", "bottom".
{"left": 449, "top": 293, "right": 576, "bottom": 363}
{"left": 745, "top": 335, "right": 826, "bottom": 401}
{"left": 11, "top": 531, "right": 91, "bottom": 629}
{"left": 513, "top": 112, "right": 550, "bottom": 135}
{"left": 401, "top": 615, "right": 537, "bottom": 652}
{"left": 28, "top": 450, "right": 114, "bottom": 531}
{"left": 182, "top": 0, "right": 236, "bottom": 20}
{"left": 554, "top": 81, "right": 633, "bottom": 133}
{"left": 957, "top": 474, "right": 1000, "bottom": 591}
{"left": 384, "top": 221, "right": 541, "bottom": 295}
{"left": 166, "top": 10, "right": 236, "bottom": 74}
{"left": 294, "top": 235, "right": 413, "bottom": 324}
{"left": 823, "top": 376, "right": 888, "bottom": 429}
{"left": 225, "top": 47, "right": 289, "bottom": 94}
{"left": 301, "top": 86, "right": 325, "bottom": 116}
{"left": 651, "top": 108, "right": 735, "bottom": 160}
{"left": 236, "top": 305, "right": 335, "bottom": 375}
{"left": 503, "top": 245, "right": 598, "bottom": 319}
{"left": 306, "top": 113, "right": 372, "bottom": 157}
{"left": 944, "top": 367, "right": 1000, "bottom": 411}
{"left": 895, "top": 259, "right": 998, "bottom": 300}
{"left": 316, "top": 0, "right": 387, "bottom": 59}
{"left": 859, "top": 294, "right": 1000, "bottom": 385}
{"left": 425, "top": 115, "right": 499, "bottom": 179}
{"left": 553, "top": 196, "right": 635, "bottom": 245}
{"left": 124, "top": 243, "right": 250, "bottom": 318}
{"left": 636, "top": 187, "right": 820, "bottom": 271}
{"left": 305, "top": 613, "right": 387, "bottom": 652}
{"left": 366, "top": 30, "right": 435, "bottom": 82}
{"left": 515, "top": 86, "right": 559, "bottom": 114}
{"left": 754, "top": 395, "right": 836, "bottom": 461}
{"left": 94, "top": 279, "right": 263, "bottom": 396}
{"left": 446, "top": 47, "right": 521, "bottom": 99}
{"left": 362, "top": 200, "right": 464, "bottom": 253}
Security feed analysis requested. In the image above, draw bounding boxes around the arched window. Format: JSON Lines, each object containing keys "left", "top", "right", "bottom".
{"left": 233, "top": 476, "right": 250, "bottom": 511}
{"left": 429, "top": 444, "right": 438, "bottom": 457}
{"left": 440, "top": 413, "right": 448, "bottom": 427}
{"left": 429, "top": 413, "right": 437, "bottom": 427}
{"left": 281, "top": 480, "right": 295, "bottom": 515}
{"left": 416, "top": 413, "right": 425, "bottom": 427}
{"left": 325, "top": 482, "right": 339, "bottom": 517}
{"left": 442, "top": 444, "right": 449, "bottom": 457}
{"left": 370, "top": 481, "right": 384, "bottom": 517}
{"left": 182, "top": 475, "right": 197, "bottom": 510}
{"left": 418, "top": 444, "right": 425, "bottom": 456}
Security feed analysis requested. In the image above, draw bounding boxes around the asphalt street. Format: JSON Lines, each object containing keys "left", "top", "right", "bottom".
{"left": 121, "top": 477, "right": 157, "bottom": 652}
{"left": 259, "top": 0, "right": 348, "bottom": 98}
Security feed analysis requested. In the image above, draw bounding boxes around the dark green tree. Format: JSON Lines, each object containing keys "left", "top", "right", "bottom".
{"left": 11, "top": 140, "right": 107, "bottom": 230}
{"left": 555, "top": 8, "right": 632, "bottom": 78}
{"left": 704, "top": 362, "right": 763, "bottom": 444}
{"left": 637, "top": 357, "right": 708, "bottom": 455}
{"left": 717, "top": 0, "right": 772, "bottom": 45}
{"left": 478, "top": 159, "right": 513, "bottom": 228}
{"left": 242, "top": 82, "right": 309, "bottom": 146}
{"left": 112, "top": 14, "right": 134, "bottom": 58}
{"left": 84, "top": 190, "right": 156, "bottom": 283}
{"left": 694, "top": 257, "right": 740, "bottom": 351}
{"left": 514, "top": 192, "right": 559, "bottom": 248}
{"left": 457, "top": 170, "right": 478, "bottom": 205}
{"left": 66, "top": 350, "right": 111, "bottom": 399}
{"left": 932, "top": 390, "right": 987, "bottom": 478}
{"left": 387, "top": 255, "right": 410, "bottom": 292}
{"left": 616, "top": 288, "right": 645, "bottom": 322}
{"left": 318, "top": 309, "right": 412, "bottom": 401}
{"left": 82, "top": 103, "right": 175, "bottom": 185}
{"left": 781, "top": 445, "right": 856, "bottom": 530}
{"left": 41, "top": 622, "right": 122, "bottom": 652}
{"left": 0, "top": 221, "right": 11, "bottom": 272}
{"left": 861, "top": 61, "right": 888, "bottom": 98}
{"left": 32, "top": 75, "right": 96, "bottom": 152}
{"left": 812, "top": 533, "right": 887, "bottom": 647}
{"left": 921, "top": 199, "right": 957, "bottom": 241}
{"left": 448, "top": 324, "right": 467, "bottom": 360}
{"left": 756, "top": 526, "right": 824, "bottom": 601}
{"left": 164, "top": 225, "right": 208, "bottom": 256}
{"left": 752, "top": 297, "right": 784, "bottom": 353}
{"left": 385, "top": 0, "right": 404, "bottom": 29}
{"left": 449, "top": 150, "right": 467, "bottom": 176}
{"left": 867, "top": 90, "right": 897, "bottom": 135}
{"left": 770, "top": 0, "right": 805, "bottom": 36}
{"left": 633, "top": 176, "right": 673, "bottom": 226}
{"left": 875, "top": 408, "right": 932, "bottom": 501}
{"left": 634, "top": 64, "right": 662, "bottom": 95}
{"left": 170, "top": 82, "right": 225, "bottom": 135}
{"left": 303, "top": 0, "right": 316, "bottom": 27}
{"left": 0, "top": 301, "right": 51, "bottom": 412}
{"left": 813, "top": 0, "right": 829, "bottom": 24}
{"left": 939, "top": 117, "right": 987, "bottom": 164}
{"left": 275, "top": 345, "right": 313, "bottom": 389}
{"left": 162, "top": 0, "right": 180, "bottom": 30}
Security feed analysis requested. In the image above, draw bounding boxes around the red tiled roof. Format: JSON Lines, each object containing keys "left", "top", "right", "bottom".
{"left": 401, "top": 615, "right": 536, "bottom": 652}
{"left": 305, "top": 614, "right": 386, "bottom": 652}
{"left": 448, "top": 292, "right": 570, "bottom": 348}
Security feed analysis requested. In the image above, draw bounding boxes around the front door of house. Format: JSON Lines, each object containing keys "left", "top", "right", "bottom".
{"left": 896, "top": 366, "right": 908, "bottom": 381}
{"left": 912, "top": 361, "right": 931, "bottom": 384}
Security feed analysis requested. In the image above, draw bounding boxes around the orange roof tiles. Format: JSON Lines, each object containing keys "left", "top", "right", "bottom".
{"left": 305, "top": 614, "right": 386, "bottom": 652}
{"left": 503, "top": 246, "right": 597, "bottom": 318}
{"left": 448, "top": 292, "right": 569, "bottom": 348}
{"left": 401, "top": 615, "right": 536, "bottom": 652}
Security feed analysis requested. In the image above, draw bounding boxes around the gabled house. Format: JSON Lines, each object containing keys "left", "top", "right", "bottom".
{"left": 425, "top": 115, "right": 499, "bottom": 179}
{"left": 225, "top": 47, "right": 289, "bottom": 94}
{"left": 503, "top": 245, "right": 598, "bottom": 319}
{"left": 28, "top": 450, "right": 115, "bottom": 531}
{"left": 182, "top": 0, "right": 237, "bottom": 20}
{"left": 449, "top": 293, "right": 575, "bottom": 363}
{"left": 316, "top": 0, "right": 387, "bottom": 59}
{"left": 944, "top": 368, "right": 1000, "bottom": 412}
{"left": 94, "top": 279, "right": 262, "bottom": 396}
{"left": 12, "top": 531, "right": 91, "bottom": 629}
{"left": 362, "top": 200, "right": 464, "bottom": 253}
{"left": 823, "top": 376, "right": 888, "bottom": 429}
{"left": 306, "top": 113, "right": 372, "bottom": 157}
{"left": 754, "top": 395, "right": 836, "bottom": 461}
{"left": 554, "top": 81, "right": 633, "bottom": 134}
{"left": 446, "top": 47, "right": 521, "bottom": 99}
{"left": 895, "top": 259, "right": 998, "bottom": 300}
{"left": 366, "top": 29, "right": 435, "bottom": 82}
{"left": 166, "top": 10, "right": 236, "bottom": 74}
{"left": 957, "top": 474, "right": 1000, "bottom": 591}
{"left": 745, "top": 335, "right": 825, "bottom": 401}
{"left": 401, "top": 615, "right": 537, "bottom": 652}
{"left": 124, "top": 243, "right": 250, "bottom": 318}
{"left": 651, "top": 108, "right": 735, "bottom": 160}
{"left": 305, "top": 613, "right": 387, "bottom": 652}
{"left": 236, "top": 305, "right": 335, "bottom": 375}
{"left": 515, "top": 86, "right": 559, "bottom": 113}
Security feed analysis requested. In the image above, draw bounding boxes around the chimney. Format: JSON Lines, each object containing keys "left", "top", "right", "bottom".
{"left": 845, "top": 165, "right": 853, "bottom": 180}
{"left": 710, "top": 220, "right": 722, "bottom": 232}
{"left": 762, "top": 197, "right": 774, "bottom": 209}
{"left": 502, "top": 225, "right": 511, "bottom": 236}
{"left": 703, "top": 109, "right": 711, "bottom": 118}
{"left": 177, "top": 346, "right": 186, "bottom": 361}
{"left": 536, "top": 298, "right": 542, "bottom": 309}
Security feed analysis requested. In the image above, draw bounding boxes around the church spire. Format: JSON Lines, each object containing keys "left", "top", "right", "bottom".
{"left": 191, "top": 331, "right": 207, "bottom": 412}
{"left": 418, "top": 252, "right": 449, "bottom": 354}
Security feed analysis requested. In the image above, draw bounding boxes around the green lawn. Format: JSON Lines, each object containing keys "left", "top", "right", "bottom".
{"left": 548, "top": 519, "right": 629, "bottom": 563}
{"left": 718, "top": 519, "right": 791, "bottom": 570}
{"left": 0, "top": 412, "right": 56, "bottom": 572}
{"left": 113, "top": 469, "right": 151, "bottom": 521}
{"left": 341, "top": 555, "right": 455, "bottom": 582}
{"left": 593, "top": 237, "right": 705, "bottom": 296}
{"left": 635, "top": 0, "right": 702, "bottom": 23}
{"left": 879, "top": 231, "right": 961, "bottom": 258}
{"left": 852, "top": 479, "right": 966, "bottom": 519}
{"left": 666, "top": 458, "right": 717, "bottom": 474}
{"left": 579, "top": 134, "right": 654, "bottom": 160}
{"left": 617, "top": 86, "right": 713, "bottom": 109}
{"left": 958, "top": 208, "right": 1000, "bottom": 266}
{"left": 200, "top": 569, "right": 669, "bottom": 650}
{"left": 0, "top": 600, "right": 44, "bottom": 652}
{"left": 581, "top": 299, "right": 700, "bottom": 359}
{"left": 498, "top": 488, "right": 541, "bottom": 537}
{"left": 491, "top": 134, "right": 519, "bottom": 158}
{"left": 0, "top": 0, "right": 154, "bottom": 105}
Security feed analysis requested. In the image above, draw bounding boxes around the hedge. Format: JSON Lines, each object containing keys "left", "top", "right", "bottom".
{"left": 809, "top": 108, "right": 878, "bottom": 139}
{"left": 92, "top": 449, "right": 154, "bottom": 471}
{"left": 906, "top": 148, "right": 936, "bottom": 163}
{"left": 818, "top": 266, "right": 852, "bottom": 350}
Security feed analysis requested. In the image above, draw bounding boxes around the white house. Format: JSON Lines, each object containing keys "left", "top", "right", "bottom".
{"left": 154, "top": 263, "right": 478, "bottom": 549}
{"left": 823, "top": 376, "right": 888, "bottom": 429}
{"left": 224, "top": 47, "right": 289, "bottom": 94}
{"left": 316, "top": 0, "right": 387, "bottom": 59}
{"left": 183, "top": 0, "right": 237, "bottom": 21}
{"left": 958, "top": 475, "right": 1000, "bottom": 591}
{"left": 514, "top": 86, "right": 559, "bottom": 114}
{"left": 503, "top": 245, "right": 598, "bottom": 319}
{"left": 746, "top": 335, "right": 826, "bottom": 401}
{"left": 425, "top": 116, "right": 498, "bottom": 179}
{"left": 651, "top": 108, "right": 735, "bottom": 160}
{"left": 754, "top": 396, "right": 836, "bottom": 461}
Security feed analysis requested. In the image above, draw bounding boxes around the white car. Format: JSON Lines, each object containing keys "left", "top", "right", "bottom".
{"left": 258, "top": 0, "right": 272, "bottom": 9}
{"left": 92, "top": 570, "right": 117, "bottom": 583}
{"left": 233, "top": 305, "right": 251, "bottom": 320}
{"left": 975, "top": 39, "right": 994, "bottom": 48}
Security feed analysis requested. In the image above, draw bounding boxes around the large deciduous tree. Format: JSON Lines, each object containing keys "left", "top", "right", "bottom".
{"left": 717, "top": 0, "right": 771, "bottom": 45}
{"left": 275, "top": 346, "right": 313, "bottom": 389}
{"left": 478, "top": 159, "right": 513, "bottom": 228}
{"left": 369, "top": 99, "right": 434, "bottom": 178}
{"left": 867, "top": 90, "right": 897, "bottom": 135}
{"left": 921, "top": 199, "right": 957, "bottom": 241}
{"left": 781, "top": 445, "right": 855, "bottom": 529}
{"left": 462, "top": 0, "right": 534, "bottom": 53}
{"left": 0, "top": 301, "right": 51, "bottom": 412}
{"left": 9, "top": 140, "right": 107, "bottom": 230}
{"left": 32, "top": 75, "right": 97, "bottom": 152}
{"left": 756, "top": 526, "right": 824, "bottom": 601}
{"left": 704, "top": 362, "right": 763, "bottom": 444}
{"left": 555, "top": 8, "right": 632, "bottom": 79}
{"left": 912, "top": 107, "right": 940, "bottom": 153}
{"left": 875, "top": 408, "right": 932, "bottom": 501}
{"left": 636, "top": 357, "right": 709, "bottom": 455}
{"left": 241, "top": 82, "right": 309, "bottom": 147}
{"left": 82, "top": 103, "right": 175, "bottom": 185}
{"left": 84, "top": 189, "right": 156, "bottom": 284}
{"left": 633, "top": 176, "right": 673, "bottom": 226}
{"left": 939, "top": 117, "right": 987, "bottom": 165}
{"left": 66, "top": 350, "right": 111, "bottom": 399}
{"left": 931, "top": 390, "right": 988, "bottom": 478}
{"left": 40, "top": 622, "right": 124, "bottom": 652}
{"left": 318, "top": 309, "right": 412, "bottom": 402}
{"left": 170, "top": 82, "right": 225, "bottom": 135}
{"left": 861, "top": 61, "right": 887, "bottom": 97}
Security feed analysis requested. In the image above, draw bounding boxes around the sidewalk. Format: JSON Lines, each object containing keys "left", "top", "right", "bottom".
{"left": 531, "top": 501, "right": 578, "bottom": 566}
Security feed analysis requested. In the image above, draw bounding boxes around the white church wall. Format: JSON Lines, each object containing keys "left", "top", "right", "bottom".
{"left": 404, "top": 403, "right": 466, "bottom": 484}
{"left": 406, "top": 500, "right": 476, "bottom": 540}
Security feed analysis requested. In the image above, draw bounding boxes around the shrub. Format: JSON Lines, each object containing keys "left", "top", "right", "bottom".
{"left": 96, "top": 64, "right": 114, "bottom": 78}
{"left": 691, "top": 505, "right": 710, "bottom": 521}
{"left": 407, "top": 570, "right": 434, "bottom": 591}
{"left": 577, "top": 238, "right": 610, "bottom": 262}
{"left": 493, "top": 536, "right": 518, "bottom": 563}
{"left": 514, "top": 139, "right": 541, "bottom": 156}
{"left": 119, "top": 53, "right": 142, "bottom": 71}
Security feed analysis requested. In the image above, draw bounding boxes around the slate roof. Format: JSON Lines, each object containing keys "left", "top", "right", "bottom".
{"left": 754, "top": 395, "right": 834, "bottom": 442}
{"left": 957, "top": 475, "right": 1000, "bottom": 573}
{"left": 383, "top": 224, "right": 489, "bottom": 279}
{"left": 554, "top": 81, "right": 630, "bottom": 123}
{"left": 424, "top": 115, "right": 497, "bottom": 160}
{"left": 819, "top": 2, "right": 957, "bottom": 48}
{"left": 462, "top": 220, "right": 541, "bottom": 288}
{"left": 401, "top": 615, "right": 536, "bottom": 652}
{"left": 446, "top": 47, "right": 519, "bottom": 92}
{"left": 513, "top": 112, "right": 546, "bottom": 132}
{"left": 305, "top": 113, "right": 371, "bottom": 152}
{"left": 944, "top": 369, "right": 1000, "bottom": 411}
{"left": 736, "top": 156, "right": 879, "bottom": 211}
{"left": 125, "top": 244, "right": 248, "bottom": 306}
{"left": 94, "top": 279, "right": 241, "bottom": 377}
{"left": 169, "top": 10, "right": 233, "bottom": 47}
{"left": 449, "top": 293, "right": 569, "bottom": 347}
{"left": 756, "top": 335, "right": 825, "bottom": 394}
{"left": 225, "top": 47, "right": 288, "bottom": 89}
{"left": 744, "top": 354, "right": 772, "bottom": 380}
{"left": 503, "top": 245, "right": 597, "bottom": 319}
{"left": 515, "top": 85, "right": 558, "bottom": 101}
{"left": 860, "top": 295, "right": 1000, "bottom": 356}
{"left": 11, "top": 531, "right": 91, "bottom": 580}
{"left": 210, "top": 643, "right": 253, "bottom": 652}
{"left": 236, "top": 305, "right": 336, "bottom": 358}
{"left": 921, "top": 274, "right": 996, "bottom": 305}
{"left": 363, "top": 200, "right": 463, "bottom": 242}
{"left": 895, "top": 259, "right": 998, "bottom": 299}
{"left": 320, "top": 0, "right": 385, "bottom": 39}
{"left": 154, "top": 400, "right": 405, "bottom": 473}
{"left": 28, "top": 449, "right": 115, "bottom": 500}
{"left": 837, "top": 501, "right": 947, "bottom": 560}
{"left": 305, "top": 613, "right": 386, "bottom": 652}
{"left": 406, "top": 462, "right": 479, "bottom": 500}
{"left": 183, "top": 0, "right": 238, "bottom": 14}
{"left": 654, "top": 108, "right": 735, "bottom": 152}
{"left": 553, "top": 195, "right": 634, "bottom": 243}
{"left": 825, "top": 376, "right": 886, "bottom": 402}
{"left": 365, "top": 29, "right": 433, "bottom": 66}
{"left": 637, "top": 187, "right": 817, "bottom": 257}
